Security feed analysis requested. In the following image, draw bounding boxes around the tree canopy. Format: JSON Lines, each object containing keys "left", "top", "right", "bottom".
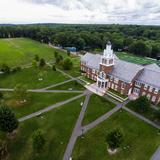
{"left": 0, "top": 104, "right": 19, "bottom": 133}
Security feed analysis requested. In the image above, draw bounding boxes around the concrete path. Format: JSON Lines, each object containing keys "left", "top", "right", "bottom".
{"left": 40, "top": 79, "right": 74, "bottom": 90}
{"left": 0, "top": 88, "right": 84, "bottom": 94}
{"left": 123, "top": 107, "right": 160, "bottom": 129}
{"left": 63, "top": 91, "right": 92, "bottom": 160}
{"left": 18, "top": 93, "right": 85, "bottom": 122}
{"left": 56, "top": 68, "right": 85, "bottom": 86}
{"left": 82, "top": 104, "right": 122, "bottom": 134}
{"left": 151, "top": 146, "right": 160, "bottom": 160}
{"left": 28, "top": 89, "right": 84, "bottom": 93}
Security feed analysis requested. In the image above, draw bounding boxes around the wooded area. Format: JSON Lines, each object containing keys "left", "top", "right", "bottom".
{"left": 0, "top": 24, "right": 160, "bottom": 58}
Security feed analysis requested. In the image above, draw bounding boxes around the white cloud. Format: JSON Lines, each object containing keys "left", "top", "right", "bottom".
{"left": 0, "top": 0, "right": 159, "bottom": 25}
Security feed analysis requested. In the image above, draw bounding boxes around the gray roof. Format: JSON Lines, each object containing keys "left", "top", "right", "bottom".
{"left": 81, "top": 53, "right": 160, "bottom": 88}
{"left": 144, "top": 63, "right": 160, "bottom": 72}
{"left": 137, "top": 64, "right": 160, "bottom": 88}
{"left": 81, "top": 52, "right": 101, "bottom": 70}
{"left": 110, "top": 60, "right": 144, "bottom": 83}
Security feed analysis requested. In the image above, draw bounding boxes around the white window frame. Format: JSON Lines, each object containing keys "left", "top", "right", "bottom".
{"left": 114, "top": 77, "right": 119, "bottom": 84}
{"left": 154, "top": 88, "right": 159, "bottom": 94}
{"left": 149, "top": 86, "right": 153, "bottom": 92}
{"left": 92, "top": 69, "right": 95, "bottom": 74}
{"left": 110, "top": 76, "right": 113, "bottom": 81}
{"left": 151, "top": 96, "right": 156, "bottom": 102}
{"left": 135, "top": 81, "right": 141, "bottom": 87}
{"left": 144, "top": 84, "right": 148, "bottom": 90}
{"left": 121, "top": 82, "right": 126, "bottom": 89}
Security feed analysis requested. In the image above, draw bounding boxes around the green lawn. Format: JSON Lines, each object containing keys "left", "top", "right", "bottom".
{"left": 0, "top": 97, "right": 85, "bottom": 160}
{"left": 48, "top": 80, "right": 85, "bottom": 91}
{"left": 78, "top": 76, "right": 95, "bottom": 84}
{"left": 0, "top": 38, "right": 67, "bottom": 67}
{"left": 4, "top": 92, "right": 79, "bottom": 118}
{"left": 0, "top": 67, "right": 69, "bottom": 89}
{"left": 73, "top": 110, "right": 160, "bottom": 160}
{"left": 126, "top": 103, "right": 160, "bottom": 125}
{"left": 117, "top": 52, "right": 160, "bottom": 66}
{"left": 82, "top": 95, "right": 116, "bottom": 125}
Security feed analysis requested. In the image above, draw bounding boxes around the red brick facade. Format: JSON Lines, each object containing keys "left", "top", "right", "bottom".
{"left": 81, "top": 62, "right": 160, "bottom": 104}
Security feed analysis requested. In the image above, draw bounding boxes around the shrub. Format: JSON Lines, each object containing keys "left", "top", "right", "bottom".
{"left": 39, "top": 58, "right": 46, "bottom": 68}
{"left": 32, "top": 130, "right": 46, "bottom": 152}
{"left": 106, "top": 129, "right": 123, "bottom": 150}
{"left": 52, "top": 65, "right": 56, "bottom": 71}
{"left": 1, "top": 64, "right": 10, "bottom": 74}
{"left": 0, "top": 92, "right": 3, "bottom": 99}
{"left": 54, "top": 51, "right": 58, "bottom": 58}
{"left": 67, "top": 50, "right": 71, "bottom": 56}
{"left": 12, "top": 66, "right": 21, "bottom": 72}
{"left": 62, "top": 58, "right": 73, "bottom": 70}
{"left": 34, "top": 54, "right": 40, "bottom": 62}
{"left": 55, "top": 55, "right": 63, "bottom": 64}
{"left": 0, "top": 104, "right": 19, "bottom": 133}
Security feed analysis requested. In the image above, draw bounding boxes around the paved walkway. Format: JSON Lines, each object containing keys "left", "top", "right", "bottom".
{"left": 18, "top": 93, "right": 85, "bottom": 122}
{"left": 151, "top": 146, "right": 160, "bottom": 160}
{"left": 28, "top": 89, "right": 84, "bottom": 93}
{"left": 63, "top": 91, "right": 92, "bottom": 160}
{"left": 82, "top": 104, "right": 122, "bottom": 134}
{"left": 123, "top": 107, "right": 160, "bottom": 129}
{"left": 0, "top": 88, "right": 84, "bottom": 94}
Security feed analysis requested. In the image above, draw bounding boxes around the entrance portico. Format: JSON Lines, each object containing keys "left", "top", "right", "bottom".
{"left": 97, "top": 76, "right": 108, "bottom": 89}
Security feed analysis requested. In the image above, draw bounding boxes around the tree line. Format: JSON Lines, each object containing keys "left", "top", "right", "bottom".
{"left": 0, "top": 24, "right": 160, "bottom": 58}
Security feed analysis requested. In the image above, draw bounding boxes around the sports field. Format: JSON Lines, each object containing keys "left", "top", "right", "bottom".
{"left": 0, "top": 38, "right": 63, "bottom": 67}
{"left": 116, "top": 52, "right": 160, "bottom": 66}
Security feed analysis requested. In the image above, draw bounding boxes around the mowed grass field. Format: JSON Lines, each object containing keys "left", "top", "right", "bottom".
{"left": 0, "top": 67, "right": 69, "bottom": 89}
{"left": 0, "top": 38, "right": 64, "bottom": 67}
{"left": 73, "top": 110, "right": 160, "bottom": 160}
{"left": 0, "top": 97, "right": 85, "bottom": 160}
{"left": 82, "top": 95, "right": 115, "bottom": 125}
{"left": 3, "top": 92, "right": 80, "bottom": 118}
{"left": 116, "top": 52, "right": 160, "bottom": 66}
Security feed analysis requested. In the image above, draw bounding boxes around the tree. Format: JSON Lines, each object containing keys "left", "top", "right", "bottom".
{"left": 62, "top": 58, "right": 73, "bottom": 70}
{"left": 54, "top": 51, "right": 58, "bottom": 58}
{"left": 32, "top": 60, "right": 38, "bottom": 68}
{"left": 129, "top": 40, "right": 151, "bottom": 57}
{"left": 0, "top": 104, "right": 18, "bottom": 133}
{"left": 55, "top": 55, "right": 63, "bottom": 64}
{"left": 1, "top": 64, "right": 10, "bottom": 74}
{"left": 127, "top": 96, "right": 150, "bottom": 113}
{"left": 0, "top": 92, "right": 3, "bottom": 99}
{"left": 106, "top": 129, "right": 123, "bottom": 150}
{"left": 67, "top": 50, "right": 71, "bottom": 56}
{"left": 34, "top": 54, "right": 40, "bottom": 62}
{"left": 32, "top": 130, "right": 46, "bottom": 152}
{"left": 39, "top": 58, "right": 46, "bottom": 68}
{"left": 52, "top": 64, "right": 56, "bottom": 71}
{"left": 14, "top": 84, "right": 27, "bottom": 101}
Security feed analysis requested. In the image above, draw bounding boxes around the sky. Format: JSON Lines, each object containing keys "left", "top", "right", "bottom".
{"left": 0, "top": 0, "right": 160, "bottom": 25}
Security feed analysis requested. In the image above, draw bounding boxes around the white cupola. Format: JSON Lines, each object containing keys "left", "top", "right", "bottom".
{"left": 101, "top": 41, "right": 114, "bottom": 66}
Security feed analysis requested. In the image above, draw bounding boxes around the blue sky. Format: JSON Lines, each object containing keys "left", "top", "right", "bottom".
{"left": 0, "top": 0, "right": 160, "bottom": 25}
